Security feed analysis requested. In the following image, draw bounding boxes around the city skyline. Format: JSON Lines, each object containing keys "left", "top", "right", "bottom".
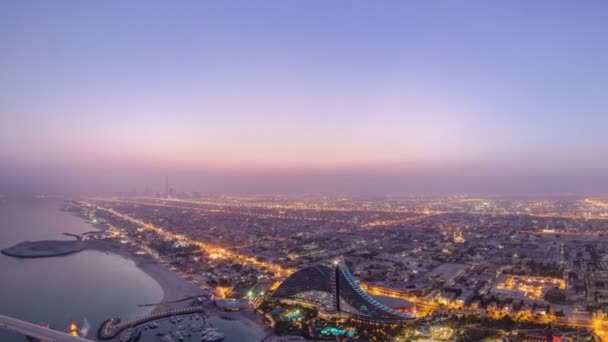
{"left": 2, "top": 1, "right": 608, "bottom": 195}
{"left": 6, "top": 3, "right": 608, "bottom": 341}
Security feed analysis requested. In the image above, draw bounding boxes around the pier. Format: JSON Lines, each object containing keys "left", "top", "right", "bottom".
{"left": 63, "top": 232, "right": 83, "bottom": 240}
{"left": 138, "top": 295, "right": 197, "bottom": 307}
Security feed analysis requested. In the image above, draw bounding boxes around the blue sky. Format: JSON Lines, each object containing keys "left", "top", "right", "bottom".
{"left": 1, "top": 1, "right": 608, "bottom": 195}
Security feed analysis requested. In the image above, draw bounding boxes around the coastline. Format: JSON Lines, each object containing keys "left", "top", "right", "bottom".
{"left": 65, "top": 203, "right": 204, "bottom": 314}
{"left": 86, "top": 240, "right": 203, "bottom": 314}
{"left": 2, "top": 238, "right": 203, "bottom": 315}
{"left": 68, "top": 203, "right": 204, "bottom": 314}
{"left": 1, "top": 200, "right": 271, "bottom": 341}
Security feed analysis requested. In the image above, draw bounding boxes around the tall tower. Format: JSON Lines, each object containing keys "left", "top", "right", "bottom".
{"left": 165, "top": 176, "right": 169, "bottom": 198}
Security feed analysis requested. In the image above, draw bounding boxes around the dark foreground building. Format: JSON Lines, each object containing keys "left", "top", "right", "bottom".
{"left": 270, "top": 261, "right": 415, "bottom": 324}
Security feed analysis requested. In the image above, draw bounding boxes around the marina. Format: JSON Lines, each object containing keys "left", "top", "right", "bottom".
{"left": 107, "top": 313, "right": 267, "bottom": 342}
{"left": 100, "top": 307, "right": 267, "bottom": 341}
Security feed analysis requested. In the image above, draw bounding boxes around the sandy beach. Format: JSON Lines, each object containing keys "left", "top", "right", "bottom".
{"left": 87, "top": 240, "right": 203, "bottom": 314}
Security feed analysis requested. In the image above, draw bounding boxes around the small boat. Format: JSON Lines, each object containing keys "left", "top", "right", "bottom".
{"left": 80, "top": 318, "right": 91, "bottom": 338}
{"left": 171, "top": 329, "right": 184, "bottom": 341}
{"left": 201, "top": 328, "right": 224, "bottom": 342}
{"left": 160, "top": 335, "right": 175, "bottom": 342}
{"left": 190, "top": 322, "right": 204, "bottom": 332}
{"left": 201, "top": 331, "right": 224, "bottom": 342}
{"left": 119, "top": 328, "right": 141, "bottom": 342}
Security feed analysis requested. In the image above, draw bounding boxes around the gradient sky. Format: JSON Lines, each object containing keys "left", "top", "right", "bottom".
{"left": 1, "top": 1, "right": 608, "bottom": 195}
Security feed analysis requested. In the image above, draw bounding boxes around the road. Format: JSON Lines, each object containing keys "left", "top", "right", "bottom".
{"left": 87, "top": 201, "right": 294, "bottom": 277}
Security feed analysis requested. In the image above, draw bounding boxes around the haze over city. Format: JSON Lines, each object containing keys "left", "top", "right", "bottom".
{"left": 6, "top": 2, "right": 608, "bottom": 342}
{"left": 2, "top": 1, "right": 608, "bottom": 196}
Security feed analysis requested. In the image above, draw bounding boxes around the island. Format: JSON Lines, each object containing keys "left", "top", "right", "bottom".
{"left": 1, "top": 240, "right": 87, "bottom": 258}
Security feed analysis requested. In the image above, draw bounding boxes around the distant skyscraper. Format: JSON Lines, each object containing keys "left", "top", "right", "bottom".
{"left": 165, "top": 176, "right": 169, "bottom": 198}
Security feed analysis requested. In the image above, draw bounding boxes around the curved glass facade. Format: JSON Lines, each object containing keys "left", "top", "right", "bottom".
{"left": 336, "top": 264, "right": 413, "bottom": 323}
{"left": 270, "top": 262, "right": 414, "bottom": 323}
{"left": 270, "top": 264, "right": 336, "bottom": 310}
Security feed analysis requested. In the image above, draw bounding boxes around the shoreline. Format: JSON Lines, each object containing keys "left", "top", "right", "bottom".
{"left": 90, "top": 241, "right": 273, "bottom": 339}
{"left": 1, "top": 201, "right": 271, "bottom": 340}
{"left": 67, "top": 203, "right": 204, "bottom": 313}
{"left": 2, "top": 238, "right": 203, "bottom": 315}
{"left": 0, "top": 201, "right": 204, "bottom": 313}
{"left": 85, "top": 239, "right": 203, "bottom": 314}
{"left": 70, "top": 201, "right": 205, "bottom": 314}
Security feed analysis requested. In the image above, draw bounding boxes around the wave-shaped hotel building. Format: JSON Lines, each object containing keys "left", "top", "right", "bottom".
{"left": 269, "top": 261, "right": 415, "bottom": 324}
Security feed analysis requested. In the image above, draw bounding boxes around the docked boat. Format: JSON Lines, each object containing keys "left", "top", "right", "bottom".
{"left": 201, "top": 328, "right": 224, "bottom": 342}
{"left": 79, "top": 318, "right": 90, "bottom": 338}
{"left": 190, "top": 322, "right": 204, "bottom": 332}
{"left": 160, "top": 335, "right": 175, "bottom": 342}
{"left": 119, "top": 328, "right": 141, "bottom": 342}
{"left": 171, "top": 329, "right": 184, "bottom": 341}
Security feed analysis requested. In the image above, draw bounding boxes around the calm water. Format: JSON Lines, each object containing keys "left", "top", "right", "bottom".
{"left": 0, "top": 198, "right": 164, "bottom": 341}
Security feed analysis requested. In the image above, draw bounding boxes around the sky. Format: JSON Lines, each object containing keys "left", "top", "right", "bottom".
{"left": 1, "top": 1, "right": 608, "bottom": 196}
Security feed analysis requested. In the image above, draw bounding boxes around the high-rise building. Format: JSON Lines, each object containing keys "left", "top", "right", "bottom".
{"left": 165, "top": 176, "right": 169, "bottom": 198}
